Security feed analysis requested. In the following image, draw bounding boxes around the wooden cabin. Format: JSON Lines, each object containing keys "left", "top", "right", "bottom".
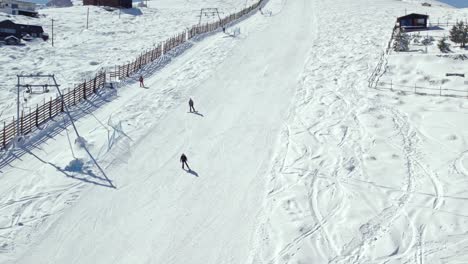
{"left": 0, "top": 20, "right": 48, "bottom": 40}
{"left": 397, "top": 13, "right": 429, "bottom": 30}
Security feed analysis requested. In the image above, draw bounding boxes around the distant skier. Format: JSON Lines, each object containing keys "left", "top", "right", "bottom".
{"left": 222, "top": 27, "right": 226, "bottom": 33}
{"left": 189, "top": 98, "right": 196, "bottom": 113}
{"left": 180, "top": 153, "right": 190, "bottom": 170}
{"left": 139, "top": 75, "right": 145, "bottom": 88}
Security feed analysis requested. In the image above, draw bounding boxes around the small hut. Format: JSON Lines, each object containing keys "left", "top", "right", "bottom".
{"left": 397, "top": 13, "right": 429, "bottom": 30}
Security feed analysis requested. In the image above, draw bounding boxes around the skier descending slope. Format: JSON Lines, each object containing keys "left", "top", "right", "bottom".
{"left": 180, "top": 153, "right": 190, "bottom": 171}
{"left": 189, "top": 98, "right": 196, "bottom": 113}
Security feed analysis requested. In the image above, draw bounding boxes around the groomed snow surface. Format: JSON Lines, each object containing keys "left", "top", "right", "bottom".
{"left": 0, "top": 0, "right": 257, "bottom": 121}
{"left": 1, "top": 0, "right": 468, "bottom": 263}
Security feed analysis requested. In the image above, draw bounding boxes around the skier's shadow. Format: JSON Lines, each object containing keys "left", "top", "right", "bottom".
{"left": 188, "top": 111, "right": 204, "bottom": 117}
{"left": 185, "top": 169, "right": 199, "bottom": 177}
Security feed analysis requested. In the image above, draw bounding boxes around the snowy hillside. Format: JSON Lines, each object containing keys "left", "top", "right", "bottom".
{"left": 0, "top": 0, "right": 256, "bottom": 121}
{"left": 1, "top": 0, "right": 468, "bottom": 263}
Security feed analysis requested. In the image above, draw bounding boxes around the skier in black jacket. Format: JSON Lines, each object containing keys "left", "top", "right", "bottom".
{"left": 180, "top": 153, "right": 190, "bottom": 170}
{"left": 189, "top": 98, "right": 196, "bottom": 113}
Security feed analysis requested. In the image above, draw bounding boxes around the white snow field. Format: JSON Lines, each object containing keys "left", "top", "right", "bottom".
{"left": 1, "top": 0, "right": 468, "bottom": 263}
{"left": 0, "top": 0, "right": 257, "bottom": 121}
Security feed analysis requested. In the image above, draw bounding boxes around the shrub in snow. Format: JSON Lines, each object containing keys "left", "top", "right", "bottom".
{"left": 393, "top": 29, "right": 410, "bottom": 52}
{"left": 421, "top": 36, "right": 434, "bottom": 46}
{"left": 438, "top": 37, "right": 451, "bottom": 53}
{"left": 65, "top": 158, "right": 85, "bottom": 172}
{"left": 449, "top": 21, "right": 468, "bottom": 48}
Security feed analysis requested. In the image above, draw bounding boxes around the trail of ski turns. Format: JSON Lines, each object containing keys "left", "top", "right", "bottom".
{"left": 250, "top": 0, "right": 468, "bottom": 263}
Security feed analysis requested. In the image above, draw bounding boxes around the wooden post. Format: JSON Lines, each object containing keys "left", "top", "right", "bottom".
{"left": 28, "top": 109, "right": 31, "bottom": 133}
{"left": 83, "top": 81, "right": 87, "bottom": 100}
{"left": 35, "top": 105, "right": 39, "bottom": 127}
{"left": 49, "top": 97, "right": 52, "bottom": 118}
{"left": 3, "top": 121, "right": 6, "bottom": 148}
{"left": 21, "top": 110, "right": 24, "bottom": 135}
{"left": 73, "top": 86, "right": 76, "bottom": 105}
{"left": 93, "top": 77, "right": 97, "bottom": 93}
{"left": 51, "top": 18, "right": 54, "bottom": 47}
{"left": 139, "top": 53, "right": 143, "bottom": 69}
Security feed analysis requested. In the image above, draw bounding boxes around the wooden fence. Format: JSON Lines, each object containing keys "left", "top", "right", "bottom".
{"left": 1, "top": 71, "right": 106, "bottom": 149}
{"left": 376, "top": 81, "right": 468, "bottom": 99}
{"left": 1, "top": 0, "right": 264, "bottom": 150}
{"left": 110, "top": 1, "right": 263, "bottom": 80}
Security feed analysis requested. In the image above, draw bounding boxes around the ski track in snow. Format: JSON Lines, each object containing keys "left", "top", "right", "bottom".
{"left": 0, "top": 8, "right": 248, "bottom": 261}
{"left": 1, "top": 0, "right": 468, "bottom": 263}
{"left": 251, "top": 0, "right": 468, "bottom": 263}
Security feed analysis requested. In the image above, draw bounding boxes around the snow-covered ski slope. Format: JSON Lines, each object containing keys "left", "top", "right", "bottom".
{"left": 1, "top": 0, "right": 468, "bottom": 263}
{"left": 0, "top": 0, "right": 257, "bottom": 121}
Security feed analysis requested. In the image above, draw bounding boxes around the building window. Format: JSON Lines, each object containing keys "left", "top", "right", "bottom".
{"left": 416, "top": 18, "right": 425, "bottom": 25}
{"left": 0, "top": 28, "right": 16, "bottom": 34}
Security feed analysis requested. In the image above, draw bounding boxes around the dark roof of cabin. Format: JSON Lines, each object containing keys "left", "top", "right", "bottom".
{"left": 397, "top": 13, "right": 429, "bottom": 21}
{"left": 0, "top": 20, "right": 16, "bottom": 27}
{"left": 0, "top": 20, "right": 44, "bottom": 33}
{"left": 18, "top": 24, "right": 44, "bottom": 33}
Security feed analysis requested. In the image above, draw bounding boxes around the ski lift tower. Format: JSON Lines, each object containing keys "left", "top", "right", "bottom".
{"left": 198, "top": 8, "right": 222, "bottom": 25}
{"left": 16, "top": 74, "right": 60, "bottom": 136}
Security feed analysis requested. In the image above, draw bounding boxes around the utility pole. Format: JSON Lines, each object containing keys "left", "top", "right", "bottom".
{"left": 51, "top": 18, "right": 54, "bottom": 47}
{"left": 86, "top": 8, "right": 89, "bottom": 29}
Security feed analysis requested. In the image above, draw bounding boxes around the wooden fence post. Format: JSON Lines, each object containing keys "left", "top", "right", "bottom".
{"left": 83, "top": 81, "right": 87, "bottom": 100}
{"left": 28, "top": 109, "right": 31, "bottom": 133}
{"left": 3, "top": 121, "right": 5, "bottom": 148}
{"left": 49, "top": 98, "right": 52, "bottom": 118}
{"left": 61, "top": 96, "right": 64, "bottom": 112}
{"left": 93, "top": 77, "right": 97, "bottom": 93}
{"left": 139, "top": 53, "right": 143, "bottom": 69}
{"left": 20, "top": 110, "right": 24, "bottom": 135}
{"left": 35, "top": 105, "right": 38, "bottom": 127}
